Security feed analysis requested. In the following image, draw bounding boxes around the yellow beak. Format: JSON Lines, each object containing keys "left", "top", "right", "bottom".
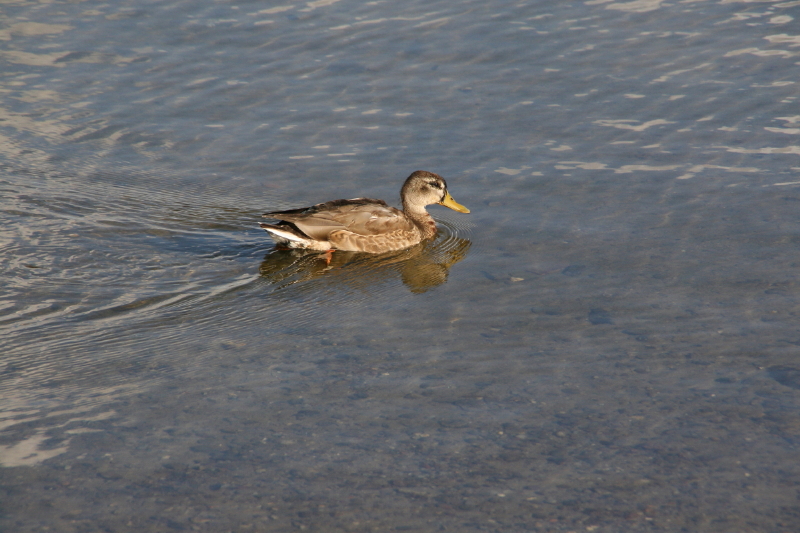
{"left": 438, "top": 191, "right": 470, "bottom": 213}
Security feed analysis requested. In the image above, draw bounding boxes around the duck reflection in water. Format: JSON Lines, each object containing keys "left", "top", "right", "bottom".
{"left": 259, "top": 233, "right": 471, "bottom": 294}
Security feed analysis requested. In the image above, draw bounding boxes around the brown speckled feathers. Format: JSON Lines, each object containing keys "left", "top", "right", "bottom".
{"left": 260, "top": 170, "right": 469, "bottom": 253}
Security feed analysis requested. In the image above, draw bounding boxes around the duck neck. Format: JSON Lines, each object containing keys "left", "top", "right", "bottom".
{"left": 403, "top": 202, "right": 437, "bottom": 239}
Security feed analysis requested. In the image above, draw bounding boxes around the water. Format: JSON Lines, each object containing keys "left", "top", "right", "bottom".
{"left": 2, "top": 0, "right": 800, "bottom": 531}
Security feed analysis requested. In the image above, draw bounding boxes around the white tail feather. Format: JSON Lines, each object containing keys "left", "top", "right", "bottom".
{"left": 263, "top": 226, "right": 307, "bottom": 243}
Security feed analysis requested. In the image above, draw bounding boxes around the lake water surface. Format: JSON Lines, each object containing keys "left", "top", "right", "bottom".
{"left": 2, "top": 0, "right": 800, "bottom": 531}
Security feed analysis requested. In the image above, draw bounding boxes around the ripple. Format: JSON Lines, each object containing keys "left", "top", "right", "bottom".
{"left": 0, "top": 162, "right": 474, "bottom": 415}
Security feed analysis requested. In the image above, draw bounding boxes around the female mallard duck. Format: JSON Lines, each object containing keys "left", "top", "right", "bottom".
{"left": 259, "top": 170, "right": 470, "bottom": 253}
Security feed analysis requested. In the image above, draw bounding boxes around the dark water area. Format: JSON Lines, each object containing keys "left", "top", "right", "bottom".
{"left": 2, "top": 0, "right": 800, "bottom": 531}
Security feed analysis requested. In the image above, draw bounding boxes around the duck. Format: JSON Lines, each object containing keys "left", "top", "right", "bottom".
{"left": 259, "top": 170, "right": 470, "bottom": 253}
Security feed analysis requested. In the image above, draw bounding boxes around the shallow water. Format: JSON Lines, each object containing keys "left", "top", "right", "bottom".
{"left": 2, "top": 0, "right": 800, "bottom": 531}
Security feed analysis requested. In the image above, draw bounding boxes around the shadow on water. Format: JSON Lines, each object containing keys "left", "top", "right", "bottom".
{"left": 258, "top": 229, "right": 472, "bottom": 294}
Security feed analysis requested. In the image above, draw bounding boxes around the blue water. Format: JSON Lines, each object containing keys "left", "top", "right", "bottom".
{"left": 2, "top": 0, "right": 800, "bottom": 531}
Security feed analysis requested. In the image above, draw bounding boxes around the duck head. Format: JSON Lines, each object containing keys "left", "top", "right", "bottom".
{"left": 401, "top": 170, "right": 470, "bottom": 214}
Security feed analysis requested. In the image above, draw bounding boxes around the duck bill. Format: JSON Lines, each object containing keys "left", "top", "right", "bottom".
{"left": 438, "top": 192, "right": 470, "bottom": 213}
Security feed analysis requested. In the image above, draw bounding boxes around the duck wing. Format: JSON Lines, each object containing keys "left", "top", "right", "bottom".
{"left": 263, "top": 198, "right": 415, "bottom": 241}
